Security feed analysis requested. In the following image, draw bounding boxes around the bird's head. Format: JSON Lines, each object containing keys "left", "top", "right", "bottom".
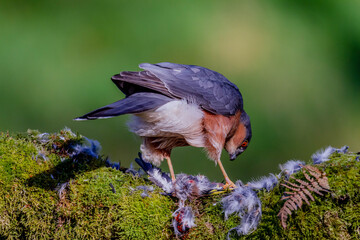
{"left": 224, "top": 111, "right": 252, "bottom": 161}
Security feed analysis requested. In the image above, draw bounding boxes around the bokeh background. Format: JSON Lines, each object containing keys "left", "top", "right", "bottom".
{"left": 1, "top": 1, "right": 359, "bottom": 182}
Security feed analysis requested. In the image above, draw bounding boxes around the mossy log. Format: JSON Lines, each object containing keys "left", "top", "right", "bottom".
{"left": 0, "top": 129, "right": 359, "bottom": 239}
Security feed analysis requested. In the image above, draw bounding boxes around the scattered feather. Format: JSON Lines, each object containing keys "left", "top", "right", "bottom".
{"left": 279, "top": 160, "right": 305, "bottom": 177}
{"left": 136, "top": 185, "right": 154, "bottom": 192}
{"left": 37, "top": 132, "right": 50, "bottom": 144}
{"left": 222, "top": 183, "right": 260, "bottom": 219}
{"left": 172, "top": 206, "right": 196, "bottom": 237}
{"left": 62, "top": 127, "right": 77, "bottom": 138}
{"left": 173, "top": 174, "right": 199, "bottom": 200}
{"left": 173, "top": 174, "right": 223, "bottom": 200}
{"left": 36, "top": 152, "right": 48, "bottom": 161}
{"left": 136, "top": 185, "right": 154, "bottom": 198}
{"left": 193, "top": 174, "right": 220, "bottom": 195}
{"left": 222, "top": 183, "right": 262, "bottom": 237}
{"left": 109, "top": 183, "right": 116, "bottom": 193}
{"left": 312, "top": 146, "right": 348, "bottom": 164}
{"left": 247, "top": 174, "right": 278, "bottom": 191}
{"left": 125, "top": 162, "right": 145, "bottom": 177}
{"left": 135, "top": 153, "right": 173, "bottom": 193}
{"left": 70, "top": 137, "right": 101, "bottom": 159}
{"left": 312, "top": 146, "right": 336, "bottom": 164}
{"left": 135, "top": 153, "right": 221, "bottom": 198}
{"left": 227, "top": 207, "right": 262, "bottom": 239}
{"left": 109, "top": 162, "right": 121, "bottom": 170}
{"left": 148, "top": 168, "right": 174, "bottom": 194}
{"left": 336, "top": 146, "right": 349, "bottom": 154}
{"left": 140, "top": 191, "right": 149, "bottom": 198}
{"left": 55, "top": 182, "right": 69, "bottom": 199}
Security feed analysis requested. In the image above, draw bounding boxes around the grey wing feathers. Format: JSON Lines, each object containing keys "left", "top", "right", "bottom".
{"left": 75, "top": 92, "right": 171, "bottom": 120}
{"left": 139, "top": 63, "right": 243, "bottom": 116}
{"left": 111, "top": 71, "right": 172, "bottom": 98}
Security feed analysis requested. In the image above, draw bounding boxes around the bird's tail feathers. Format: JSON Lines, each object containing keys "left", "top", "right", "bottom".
{"left": 74, "top": 92, "right": 171, "bottom": 121}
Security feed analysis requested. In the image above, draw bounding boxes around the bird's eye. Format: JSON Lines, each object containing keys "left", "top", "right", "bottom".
{"left": 241, "top": 140, "right": 248, "bottom": 147}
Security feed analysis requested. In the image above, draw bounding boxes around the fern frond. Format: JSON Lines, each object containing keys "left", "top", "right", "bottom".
{"left": 303, "top": 165, "right": 322, "bottom": 179}
{"left": 302, "top": 188, "right": 315, "bottom": 201}
{"left": 278, "top": 165, "right": 331, "bottom": 229}
{"left": 281, "top": 183, "right": 299, "bottom": 192}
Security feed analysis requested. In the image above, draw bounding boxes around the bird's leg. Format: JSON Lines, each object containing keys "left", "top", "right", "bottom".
{"left": 165, "top": 156, "right": 176, "bottom": 182}
{"left": 217, "top": 158, "right": 236, "bottom": 189}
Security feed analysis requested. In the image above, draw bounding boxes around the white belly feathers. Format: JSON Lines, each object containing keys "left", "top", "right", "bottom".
{"left": 128, "top": 100, "right": 205, "bottom": 147}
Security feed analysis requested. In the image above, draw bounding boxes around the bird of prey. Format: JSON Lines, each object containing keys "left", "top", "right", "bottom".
{"left": 75, "top": 62, "right": 252, "bottom": 188}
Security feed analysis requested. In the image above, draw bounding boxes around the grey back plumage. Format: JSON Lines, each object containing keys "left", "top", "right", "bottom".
{"left": 112, "top": 62, "right": 243, "bottom": 116}
{"left": 138, "top": 63, "right": 243, "bottom": 116}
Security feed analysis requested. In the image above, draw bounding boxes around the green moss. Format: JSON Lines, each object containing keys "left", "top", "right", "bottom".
{"left": 1, "top": 129, "right": 359, "bottom": 239}
{"left": 0, "top": 129, "right": 176, "bottom": 239}
{"left": 241, "top": 152, "right": 360, "bottom": 240}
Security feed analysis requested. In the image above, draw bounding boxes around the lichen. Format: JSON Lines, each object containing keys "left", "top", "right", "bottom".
{"left": 0, "top": 129, "right": 359, "bottom": 239}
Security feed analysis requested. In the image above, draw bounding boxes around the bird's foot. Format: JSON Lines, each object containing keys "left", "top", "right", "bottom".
{"left": 222, "top": 180, "right": 237, "bottom": 190}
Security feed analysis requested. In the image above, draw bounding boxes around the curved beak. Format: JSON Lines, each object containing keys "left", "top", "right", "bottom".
{"left": 229, "top": 149, "right": 245, "bottom": 161}
{"left": 229, "top": 153, "right": 237, "bottom": 161}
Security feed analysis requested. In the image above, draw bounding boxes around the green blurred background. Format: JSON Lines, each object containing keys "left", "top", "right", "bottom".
{"left": 1, "top": 0, "right": 359, "bottom": 182}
